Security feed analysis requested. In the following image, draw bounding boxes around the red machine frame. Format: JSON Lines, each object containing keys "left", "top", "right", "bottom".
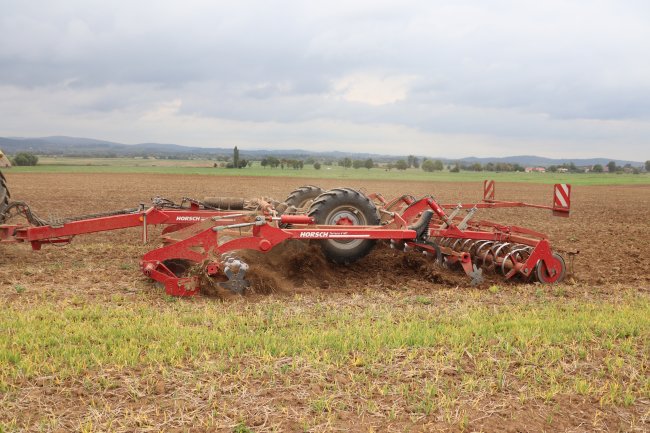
{"left": 0, "top": 181, "right": 571, "bottom": 296}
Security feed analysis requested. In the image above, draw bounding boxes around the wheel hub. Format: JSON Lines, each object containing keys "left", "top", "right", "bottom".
{"left": 330, "top": 210, "right": 360, "bottom": 226}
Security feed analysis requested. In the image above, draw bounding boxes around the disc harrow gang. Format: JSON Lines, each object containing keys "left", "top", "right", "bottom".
{"left": 0, "top": 181, "right": 572, "bottom": 296}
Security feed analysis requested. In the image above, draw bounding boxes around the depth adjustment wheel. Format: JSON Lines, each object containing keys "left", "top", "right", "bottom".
{"left": 535, "top": 252, "right": 566, "bottom": 284}
{"left": 307, "top": 188, "right": 380, "bottom": 265}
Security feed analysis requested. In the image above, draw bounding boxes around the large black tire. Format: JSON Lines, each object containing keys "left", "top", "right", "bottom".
{"left": 0, "top": 171, "right": 9, "bottom": 224}
{"left": 307, "top": 188, "right": 380, "bottom": 265}
{"left": 284, "top": 185, "right": 324, "bottom": 209}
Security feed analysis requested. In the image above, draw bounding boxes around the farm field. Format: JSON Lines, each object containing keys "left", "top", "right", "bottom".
{"left": 1, "top": 172, "right": 649, "bottom": 432}
{"left": 10, "top": 157, "right": 650, "bottom": 185}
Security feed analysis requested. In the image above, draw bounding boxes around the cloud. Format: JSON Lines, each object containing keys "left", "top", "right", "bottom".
{"left": 0, "top": 1, "right": 649, "bottom": 160}
{"left": 331, "top": 73, "right": 415, "bottom": 106}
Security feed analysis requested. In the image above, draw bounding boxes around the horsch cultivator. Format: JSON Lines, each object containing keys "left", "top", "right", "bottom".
{"left": 0, "top": 181, "right": 571, "bottom": 296}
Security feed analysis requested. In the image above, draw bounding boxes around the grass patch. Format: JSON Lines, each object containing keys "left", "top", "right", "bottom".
{"left": 1, "top": 293, "right": 648, "bottom": 408}
{"left": 1, "top": 291, "right": 648, "bottom": 430}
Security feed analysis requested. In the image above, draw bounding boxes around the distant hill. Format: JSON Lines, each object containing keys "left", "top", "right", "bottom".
{"left": 0, "top": 136, "right": 643, "bottom": 167}
{"left": 455, "top": 155, "right": 644, "bottom": 168}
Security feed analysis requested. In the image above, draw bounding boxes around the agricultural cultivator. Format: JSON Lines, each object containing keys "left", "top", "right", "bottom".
{"left": 0, "top": 181, "right": 572, "bottom": 296}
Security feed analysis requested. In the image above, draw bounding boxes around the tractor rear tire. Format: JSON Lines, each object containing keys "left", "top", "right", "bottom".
{"left": 284, "top": 185, "right": 324, "bottom": 209}
{"left": 0, "top": 171, "right": 9, "bottom": 224}
{"left": 307, "top": 188, "right": 380, "bottom": 265}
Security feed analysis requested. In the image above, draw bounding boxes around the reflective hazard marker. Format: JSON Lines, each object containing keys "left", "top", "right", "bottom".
{"left": 553, "top": 183, "right": 571, "bottom": 217}
{"left": 483, "top": 180, "right": 495, "bottom": 201}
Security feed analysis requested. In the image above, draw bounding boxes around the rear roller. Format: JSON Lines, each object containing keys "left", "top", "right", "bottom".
{"left": 308, "top": 188, "right": 380, "bottom": 265}
{"left": 428, "top": 236, "right": 567, "bottom": 285}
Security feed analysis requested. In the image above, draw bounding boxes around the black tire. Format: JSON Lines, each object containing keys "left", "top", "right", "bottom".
{"left": 0, "top": 171, "right": 9, "bottom": 224}
{"left": 284, "top": 185, "right": 324, "bottom": 209}
{"left": 307, "top": 188, "right": 380, "bottom": 264}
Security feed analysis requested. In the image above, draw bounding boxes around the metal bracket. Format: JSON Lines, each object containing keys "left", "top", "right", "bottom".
{"left": 442, "top": 204, "right": 462, "bottom": 228}
{"left": 218, "top": 258, "right": 250, "bottom": 294}
{"left": 458, "top": 206, "right": 478, "bottom": 230}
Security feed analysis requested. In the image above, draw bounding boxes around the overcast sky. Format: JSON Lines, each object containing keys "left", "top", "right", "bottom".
{"left": 1, "top": 0, "right": 649, "bottom": 159}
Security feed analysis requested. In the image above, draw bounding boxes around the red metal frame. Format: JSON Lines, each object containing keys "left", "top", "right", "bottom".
{"left": 0, "top": 181, "right": 571, "bottom": 296}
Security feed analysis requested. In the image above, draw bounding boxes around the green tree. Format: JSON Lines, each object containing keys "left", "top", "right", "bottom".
{"left": 314, "top": 162, "right": 321, "bottom": 170}
{"left": 338, "top": 157, "right": 352, "bottom": 168}
{"left": 352, "top": 159, "right": 364, "bottom": 169}
{"left": 421, "top": 159, "right": 435, "bottom": 172}
{"left": 592, "top": 164, "right": 603, "bottom": 173}
{"left": 233, "top": 146, "right": 239, "bottom": 169}
{"left": 267, "top": 157, "right": 280, "bottom": 168}
{"left": 395, "top": 160, "right": 408, "bottom": 170}
{"left": 433, "top": 160, "right": 444, "bottom": 171}
{"left": 407, "top": 155, "right": 415, "bottom": 168}
{"left": 450, "top": 163, "right": 460, "bottom": 173}
{"left": 364, "top": 158, "right": 374, "bottom": 170}
{"left": 607, "top": 161, "right": 617, "bottom": 173}
{"left": 645, "top": 160, "right": 650, "bottom": 172}
{"left": 13, "top": 152, "right": 38, "bottom": 166}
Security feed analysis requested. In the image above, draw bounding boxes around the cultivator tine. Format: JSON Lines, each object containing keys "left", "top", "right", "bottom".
{"left": 469, "top": 265, "right": 484, "bottom": 286}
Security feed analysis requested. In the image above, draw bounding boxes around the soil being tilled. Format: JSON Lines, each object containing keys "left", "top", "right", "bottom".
{"left": 238, "top": 241, "right": 469, "bottom": 297}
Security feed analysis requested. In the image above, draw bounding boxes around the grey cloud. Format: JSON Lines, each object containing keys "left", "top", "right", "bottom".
{"left": 0, "top": 0, "right": 649, "bottom": 159}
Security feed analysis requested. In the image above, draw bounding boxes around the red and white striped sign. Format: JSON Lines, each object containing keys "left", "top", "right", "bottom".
{"left": 553, "top": 183, "right": 571, "bottom": 216}
{"left": 483, "top": 180, "right": 495, "bottom": 201}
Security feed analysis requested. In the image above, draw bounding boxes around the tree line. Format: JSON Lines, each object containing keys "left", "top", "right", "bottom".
{"left": 8, "top": 148, "right": 650, "bottom": 174}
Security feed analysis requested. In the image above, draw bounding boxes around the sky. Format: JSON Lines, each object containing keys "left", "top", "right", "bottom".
{"left": 1, "top": 0, "right": 649, "bottom": 160}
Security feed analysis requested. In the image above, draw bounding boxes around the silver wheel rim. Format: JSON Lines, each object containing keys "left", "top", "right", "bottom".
{"left": 325, "top": 206, "right": 365, "bottom": 250}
